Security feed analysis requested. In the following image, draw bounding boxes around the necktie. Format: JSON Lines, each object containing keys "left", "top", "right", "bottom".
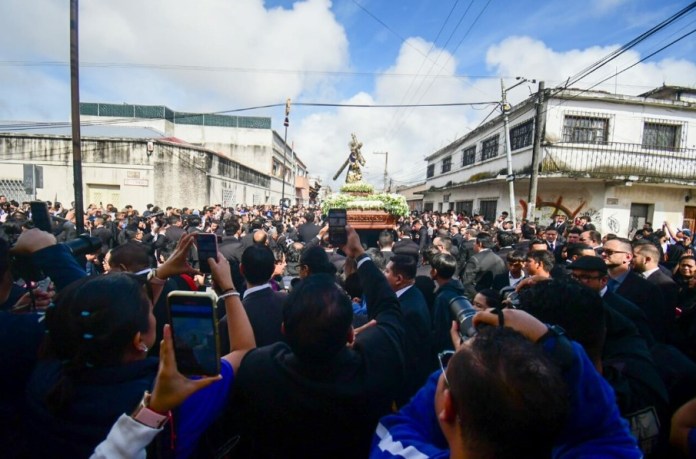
{"left": 607, "top": 278, "right": 619, "bottom": 293}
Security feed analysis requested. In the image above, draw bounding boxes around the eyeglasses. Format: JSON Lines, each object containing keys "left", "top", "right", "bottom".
{"left": 438, "top": 350, "right": 455, "bottom": 388}
{"left": 601, "top": 249, "right": 628, "bottom": 256}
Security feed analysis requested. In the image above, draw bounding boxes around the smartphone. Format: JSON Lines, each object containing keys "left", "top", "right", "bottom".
{"left": 167, "top": 291, "right": 221, "bottom": 376}
{"left": 196, "top": 233, "right": 218, "bottom": 274}
{"left": 30, "top": 201, "right": 52, "bottom": 233}
{"left": 328, "top": 208, "right": 348, "bottom": 246}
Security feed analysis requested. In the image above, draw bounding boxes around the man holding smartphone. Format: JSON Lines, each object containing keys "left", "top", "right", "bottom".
{"left": 230, "top": 225, "right": 405, "bottom": 458}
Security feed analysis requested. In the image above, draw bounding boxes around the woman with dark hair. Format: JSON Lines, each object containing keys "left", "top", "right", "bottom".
{"left": 299, "top": 246, "right": 337, "bottom": 278}
{"left": 23, "top": 233, "right": 255, "bottom": 458}
{"left": 472, "top": 288, "right": 502, "bottom": 311}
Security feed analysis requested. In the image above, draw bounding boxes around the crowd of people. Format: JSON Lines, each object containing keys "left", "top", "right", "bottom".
{"left": 1, "top": 193, "right": 696, "bottom": 458}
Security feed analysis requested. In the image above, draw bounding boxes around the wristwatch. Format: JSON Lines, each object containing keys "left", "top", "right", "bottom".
{"left": 131, "top": 391, "right": 170, "bottom": 429}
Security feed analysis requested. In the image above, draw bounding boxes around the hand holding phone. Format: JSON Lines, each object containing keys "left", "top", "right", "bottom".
{"left": 30, "top": 201, "right": 52, "bottom": 233}
{"left": 196, "top": 233, "right": 218, "bottom": 274}
{"left": 328, "top": 208, "right": 347, "bottom": 247}
{"left": 167, "top": 291, "right": 221, "bottom": 376}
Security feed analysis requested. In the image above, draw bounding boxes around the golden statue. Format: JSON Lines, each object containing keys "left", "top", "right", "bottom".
{"left": 333, "top": 133, "right": 366, "bottom": 183}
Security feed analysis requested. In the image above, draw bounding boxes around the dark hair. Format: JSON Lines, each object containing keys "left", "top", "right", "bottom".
{"left": 300, "top": 246, "right": 337, "bottom": 276}
{"left": 242, "top": 244, "right": 275, "bottom": 285}
{"left": 282, "top": 273, "right": 352, "bottom": 363}
{"left": 224, "top": 217, "right": 241, "bottom": 236}
{"left": 435, "top": 236, "right": 453, "bottom": 252}
{"left": 475, "top": 233, "right": 495, "bottom": 249}
{"left": 526, "top": 250, "right": 554, "bottom": 273}
{"left": 43, "top": 273, "right": 151, "bottom": 413}
{"left": 521, "top": 224, "right": 536, "bottom": 240}
{"left": 565, "top": 243, "right": 592, "bottom": 260}
{"left": 448, "top": 326, "right": 569, "bottom": 458}
{"left": 518, "top": 279, "right": 606, "bottom": 363}
{"left": 475, "top": 288, "right": 501, "bottom": 310}
{"left": 568, "top": 227, "right": 583, "bottom": 236}
{"left": 507, "top": 249, "right": 526, "bottom": 264}
{"left": 109, "top": 241, "right": 151, "bottom": 272}
{"left": 399, "top": 223, "right": 412, "bottom": 234}
{"left": 496, "top": 231, "right": 517, "bottom": 248}
{"left": 378, "top": 230, "right": 394, "bottom": 247}
{"left": 388, "top": 254, "right": 417, "bottom": 280}
{"left": 431, "top": 253, "right": 457, "bottom": 279}
{"left": 304, "top": 212, "right": 314, "bottom": 223}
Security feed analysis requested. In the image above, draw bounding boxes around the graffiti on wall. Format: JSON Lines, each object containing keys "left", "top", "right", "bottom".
{"left": 519, "top": 195, "right": 587, "bottom": 221}
{"left": 606, "top": 214, "right": 620, "bottom": 234}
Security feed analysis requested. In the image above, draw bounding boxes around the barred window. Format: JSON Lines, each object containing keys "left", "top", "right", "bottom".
{"left": 481, "top": 135, "right": 499, "bottom": 160}
{"left": 427, "top": 164, "right": 435, "bottom": 178}
{"left": 441, "top": 156, "right": 452, "bottom": 173}
{"left": 462, "top": 146, "right": 476, "bottom": 166}
{"left": 479, "top": 200, "right": 498, "bottom": 222}
{"left": 562, "top": 116, "right": 608, "bottom": 144}
{"left": 642, "top": 123, "right": 680, "bottom": 150}
{"left": 455, "top": 200, "right": 473, "bottom": 216}
{"left": 510, "top": 119, "right": 534, "bottom": 150}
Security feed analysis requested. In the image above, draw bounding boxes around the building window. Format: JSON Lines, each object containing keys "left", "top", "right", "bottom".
{"left": 562, "top": 115, "right": 608, "bottom": 144}
{"left": 481, "top": 135, "right": 499, "bottom": 160}
{"left": 424, "top": 202, "right": 434, "bottom": 211}
{"left": 479, "top": 199, "right": 498, "bottom": 222}
{"left": 510, "top": 119, "right": 534, "bottom": 150}
{"left": 462, "top": 146, "right": 476, "bottom": 166}
{"left": 427, "top": 164, "right": 435, "bottom": 178}
{"left": 441, "top": 156, "right": 452, "bottom": 174}
{"left": 642, "top": 122, "right": 680, "bottom": 150}
{"left": 455, "top": 200, "right": 473, "bottom": 216}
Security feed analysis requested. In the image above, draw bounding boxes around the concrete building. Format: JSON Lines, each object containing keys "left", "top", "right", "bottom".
{"left": 422, "top": 85, "right": 696, "bottom": 236}
{"left": 395, "top": 182, "right": 426, "bottom": 212}
{"left": 0, "top": 125, "right": 272, "bottom": 210}
{"left": 79, "top": 102, "right": 308, "bottom": 206}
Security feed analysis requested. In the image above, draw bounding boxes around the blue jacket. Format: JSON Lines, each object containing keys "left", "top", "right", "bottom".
{"left": 370, "top": 337, "right": 642, "bottom": 459}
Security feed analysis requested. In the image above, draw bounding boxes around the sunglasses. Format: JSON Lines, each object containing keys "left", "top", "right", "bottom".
{"left": 438, "top": 350, "right": 455, "bottom": 388}
{"left": 601, "top": 249, "right": 627, "bottom": 256}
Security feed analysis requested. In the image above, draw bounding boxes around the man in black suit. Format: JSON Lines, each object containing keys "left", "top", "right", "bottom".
{"left": 544, "top": 227, "right": 564, "bottom": 264}
{"left": 384, "top": 254, "right": 431, "bottom": 405}
{"left": 491, "top": 249, "right": 526, "bottom": 291}
{"left": 91, "top": 216, "right": 113, "bottom": 255}
{"left": 412, "top": 219, "right": 429, "bottom": 256}
{"left": 296, "top": 211, "right": 320, "bottom": 243}
{"left": 219, "top": 217, "right": 244, "bottom": 263}
{"left": 632, "top": 241, "right": 678, "bottom": 333}
{"left": 461, "top": 233, "right": 507, "bottom": 299}
{"left": 393, "top": 223, "right": 420, "bottom": 261}
{"left": 549, "top": 214, "right": 568, "bottom": 236}
{"left": 378, "top": 230, "right": 395, "bottom": 264}
{"left": 495, "top": 231, "right": 517, "bottom": 267}
{"left": 603, "top": 237, "right": 667, "bottom": 342}
{"left": 225, "top": 244, "right": 285, "bottom": 350}
{"left": 568, "top": 255, "right": 655, "bottom": 346}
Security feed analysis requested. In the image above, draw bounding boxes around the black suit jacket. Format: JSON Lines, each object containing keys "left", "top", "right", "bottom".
{"left": 396, "top": 285, "right": 431, "bottom": 405}
{"left": 91, "top": 226, "right": 113, "bottom": 254}
{"left": 297, "top": 222, "right": 320, "bottom": 243}
{"left": 646, "top": 269, "right": 679, "bottom": 324}
{"left": 219, "top": 235, "right": 243, "bottom": 263}
{"left": 615, "top": 271, "right": 667, "bottom": 342}
{"left": 603, "top": 290, "right": 655, "bottom": 347}
{"left": 462, "top": 249, "right": 507, "bottom": 299}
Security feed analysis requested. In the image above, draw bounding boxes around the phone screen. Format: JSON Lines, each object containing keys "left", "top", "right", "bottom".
{"left": 328, "top": 209, "right": 347, "bottom": 246}
{"left": 167, "top": 292, "right": 220, "bottom": 376}
{"left": 196, "top": 233, "right": 218, "bottom": 274}
{"left": 30, "top": 201, "right": 52, "bottom": 233}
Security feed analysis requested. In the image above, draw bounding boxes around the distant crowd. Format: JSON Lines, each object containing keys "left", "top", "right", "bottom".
{"left": 1, "top": 193, "right": 696, "bottom": 457}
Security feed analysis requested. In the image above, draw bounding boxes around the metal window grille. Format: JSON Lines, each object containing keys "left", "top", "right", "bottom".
{"left": 642, "top": 123, "right": 680, "bottom": 150}
{"left": 455, "top": 200, "right": 473, "bottom": 215}
{"left": 479, "top": 200, "right": 498, "bottom": 222}
{"left": 562, "top": 115, "right": 608, "bottom": 144}
{"left": 481, "top": 135, "right": 499, "bottom": 160}
{"left": 427, "top": 164, "right": 435, "bottom": 178}
{"left": 441, "top": 156, "right": 452, "bottom": 173}
{"left": 0, "top": 179, "right": 33, "bottom": 203}
{"left": 510, "top": 119, "right": 534, "bottom": 150}
{"left": 462, "top": 146, "right": 476, "bottom": 166}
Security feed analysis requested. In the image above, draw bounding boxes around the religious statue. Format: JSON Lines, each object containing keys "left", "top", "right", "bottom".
{"left": 333, "top": 133, "right": 366, "bottom": 183}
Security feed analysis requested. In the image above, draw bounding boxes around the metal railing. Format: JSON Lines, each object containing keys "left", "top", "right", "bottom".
{"left": 541, "top": 141, "right": 696, "bottom": 182}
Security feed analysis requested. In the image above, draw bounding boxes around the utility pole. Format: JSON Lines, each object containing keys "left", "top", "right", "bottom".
{"left": 500, "top": 79, "right": 517, "bottom": 227}
{"left": 280, "top": 98, "right": 290, "bottom": 217}
{"left": 70, "top": 0, "right": 85, "bottom": 234}
{"left": 528, "top": 81, "right": 545, "bottom": 221}
{"left": 373, "top": 151, "right": 388, "bottom": 192}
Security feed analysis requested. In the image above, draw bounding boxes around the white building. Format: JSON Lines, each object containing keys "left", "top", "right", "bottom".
{"left": 79, "top": 102, "right": 308, "bottom": 206}
{"left": 422, "top": 85, "right": 696, "bottom": 236}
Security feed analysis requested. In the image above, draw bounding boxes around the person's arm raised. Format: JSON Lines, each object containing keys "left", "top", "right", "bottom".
{"left": 148, "top": 232, "right": 197, "bottom": 304}
{"left": 209, "top": 252, "right": 255, "bottom": 371}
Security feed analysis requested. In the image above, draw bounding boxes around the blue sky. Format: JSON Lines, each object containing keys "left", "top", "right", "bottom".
{"left": 1, "top": 0, "right": 695, "bottom": 186}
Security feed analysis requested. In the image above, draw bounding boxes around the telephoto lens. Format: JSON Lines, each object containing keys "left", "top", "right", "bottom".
{"left": 449, "top": 296, "right": 478, "bottom": 341}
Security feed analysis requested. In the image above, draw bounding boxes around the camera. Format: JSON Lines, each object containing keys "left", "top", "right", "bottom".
{"left": 449, "top": 296, "right": 478, "bottom": 341}
{"left": 499, "top": 286, "right": 520, "bottom": 308}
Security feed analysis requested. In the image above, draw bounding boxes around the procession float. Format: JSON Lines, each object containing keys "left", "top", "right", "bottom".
{"left": 322, "top": 133, "right": 409, "bottom": 230}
